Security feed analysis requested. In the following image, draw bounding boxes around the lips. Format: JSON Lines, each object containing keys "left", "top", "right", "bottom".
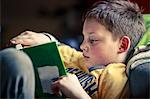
{"left": 83, "top": 54, "right": 90, "bottom": 58}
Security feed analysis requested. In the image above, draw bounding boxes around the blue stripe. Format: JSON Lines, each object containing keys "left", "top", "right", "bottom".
{"left": 88, "top": 65, "right": 105, "bottom": 72}
{"left": 66, "top": 67, "right": 98, "bottom": 96}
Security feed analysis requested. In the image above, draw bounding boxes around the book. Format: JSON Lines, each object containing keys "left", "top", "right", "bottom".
{"left": 21, "top": 42, "right": 67, "bottom": 98}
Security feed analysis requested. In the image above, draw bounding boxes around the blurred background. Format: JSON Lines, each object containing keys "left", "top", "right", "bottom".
{"left": 1, "top": 0, "right": 150, "bottom": 50}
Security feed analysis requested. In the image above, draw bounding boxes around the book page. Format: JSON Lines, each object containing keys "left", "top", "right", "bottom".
{"left": 38, "top": 66, "right": 59, "bottom": 94}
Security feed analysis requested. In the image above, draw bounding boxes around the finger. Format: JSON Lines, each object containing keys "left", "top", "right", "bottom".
{"left": 59, "top": 75, "right": 68, "bottom": 79}
{"left": 52, "top": 89, "right": 62, "bottom": 96}
{"left": 13, "top": 34, "right": 31, "bottom": 40}
{"left": 10, "top": 38, "right": 34, "bottom": 46}
{"left": 11, "top": 31, "right": 32, "bottom": 41}
{"left": 10, "top": 40, "right": 17, "bottom": 44}
{"left": 10, "top": 39, "right": 24, "bottom": 45}
{"left": 20, "top": 39, "right": 36, "bottom": 46}
{"left": 11, "top": 31, "right": 33, "bottom": 42}
{"left": 51, "top": 82, "right": 62, "bottom": 96}
{"left": 52, "top": 79, "right": 61, "bottom": 85}
{"left": 23, "top": 45, "right": 32, "bottom": 48}
{"left": 20, "top": 31, "right": 35, "bottom": 36}
{"left": 10, "top": 35, "right": 34, "bottom": 45}
{"left": 66, "top": 73, "right": 76, "bottom": 78}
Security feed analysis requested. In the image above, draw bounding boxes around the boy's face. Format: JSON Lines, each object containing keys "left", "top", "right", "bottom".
{"left": 80, "top": 18, "right": 120, "bottom": 66}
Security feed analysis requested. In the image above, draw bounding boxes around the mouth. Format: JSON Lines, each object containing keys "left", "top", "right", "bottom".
{"left": 83, "top": 54, "right": 90, "bottom": 59}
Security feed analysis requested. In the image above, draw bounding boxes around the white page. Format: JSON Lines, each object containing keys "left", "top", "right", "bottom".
{"left": 38, "top": 66, "right": 59, "bottom": 94}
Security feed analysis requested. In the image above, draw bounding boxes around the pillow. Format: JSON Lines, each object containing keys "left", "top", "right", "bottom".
{"left": 136, "top": 14, "right": 150, "bottom": 47}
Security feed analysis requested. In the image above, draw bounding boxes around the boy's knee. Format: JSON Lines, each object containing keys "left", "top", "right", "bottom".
{"left": 0, "top": 48, "right": 34, "bottom": 76}
{"left": 0, "top": 48, "right": 35, "bottom": 98}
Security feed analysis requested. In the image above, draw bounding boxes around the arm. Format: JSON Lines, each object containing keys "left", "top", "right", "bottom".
{"left": 52, "top": 73, "right": 91, "bottom": 99}
{"left": 10, "top": 31, "right": 52, "bottom": 48}
{"left": 10, "top": 31, "right": 89, "bottom": 70}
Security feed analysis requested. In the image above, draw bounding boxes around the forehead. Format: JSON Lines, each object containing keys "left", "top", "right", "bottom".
{"left": 82, "top": 18, "right": 112, "bottom": 36}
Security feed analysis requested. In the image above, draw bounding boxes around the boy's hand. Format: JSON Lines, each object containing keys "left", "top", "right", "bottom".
{"left": 51, "top": 73, "right": 91, "bottom": 99}
{"left": 10, "top": 31, "right": 51, "bottom": 48}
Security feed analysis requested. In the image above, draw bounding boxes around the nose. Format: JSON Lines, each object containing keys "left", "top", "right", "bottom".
{"left": 80, "top": 41, "right": 88, "bottom": 52}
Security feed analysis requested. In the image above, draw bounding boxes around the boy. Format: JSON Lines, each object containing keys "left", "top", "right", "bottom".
{"left": 50, "top": 0, "right": 145, "bottom": 98}
{"left": 2, "top": 0, "right": 145, "bottom": 98}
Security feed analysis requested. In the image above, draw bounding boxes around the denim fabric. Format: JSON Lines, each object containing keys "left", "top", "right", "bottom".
{"left": 129, "top": 62, "right": 150, "bottom": 98}
{"left": 0, "top": 48, "right": 35, "bottom": 99}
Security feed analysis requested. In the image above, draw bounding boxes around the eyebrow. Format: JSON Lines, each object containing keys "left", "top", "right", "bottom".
{"left": 83, "top": 32, "right": 95, "bottom": 36}
{"left": 88, "top": 32, "right": 95, "bottom": 35}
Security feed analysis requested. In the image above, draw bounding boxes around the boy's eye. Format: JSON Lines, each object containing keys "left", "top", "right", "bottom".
{"left": 89, "top": 39, "right": 99, "bottom": 44}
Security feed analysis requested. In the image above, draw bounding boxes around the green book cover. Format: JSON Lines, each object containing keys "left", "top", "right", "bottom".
{"left": 21, "top": 42, "right": 67, "bottom": 98}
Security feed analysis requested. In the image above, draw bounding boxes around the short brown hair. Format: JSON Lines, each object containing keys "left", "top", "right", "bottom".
{"left": 83, "top": 0, "right": 145, "bottom": 50}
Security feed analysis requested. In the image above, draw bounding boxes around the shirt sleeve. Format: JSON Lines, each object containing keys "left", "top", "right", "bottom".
{"left": 98, "top": 63, "right": 127, "bottom": 99}
{"left": 58, "top": 45, "right": 89, "bottom": 72}
{"left": 43, "top": 33, "right": 61, "bottom": 45}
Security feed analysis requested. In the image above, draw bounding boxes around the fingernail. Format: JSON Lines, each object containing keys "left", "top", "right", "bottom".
{"left": 10, "top": 40, "right": 16, "bottom": 43}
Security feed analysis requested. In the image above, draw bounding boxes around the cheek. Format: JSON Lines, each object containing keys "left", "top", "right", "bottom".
{"left": 90, "top": 46, "right": 116, "bottom": 64}
{"left": 89, "top": 41, "right": 119, "bottom": 65}
{"left": 91, "top": 51, "right": 107, "bottom": 65}
{"left": 90, "top": 47, "right": 104, "bottom": 60}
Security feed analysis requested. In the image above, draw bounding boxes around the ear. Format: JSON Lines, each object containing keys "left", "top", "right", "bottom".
{"left": 118, "top": 36, "right": 131, "bottom": 53}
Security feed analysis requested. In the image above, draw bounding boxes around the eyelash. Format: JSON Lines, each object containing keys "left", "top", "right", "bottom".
{"left": 89, "top": 39, "right": 98, "bottom": 44}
